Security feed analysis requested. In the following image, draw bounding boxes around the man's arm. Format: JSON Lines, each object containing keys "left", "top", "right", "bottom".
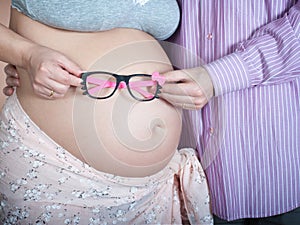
{"left": 205, "top": 1, "right": 300, "bottom": 96}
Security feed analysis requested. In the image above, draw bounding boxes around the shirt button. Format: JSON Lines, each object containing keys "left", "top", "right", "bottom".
{"left": 209, "top": 127, "right": 214, "bottom": 135}
{"left": 207, "top": 33, "right": 213, "bottom": 40}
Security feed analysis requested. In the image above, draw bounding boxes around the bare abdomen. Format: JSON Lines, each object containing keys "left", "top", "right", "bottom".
{"left": 11, "top": 9, "right": 182, "bottom": 177}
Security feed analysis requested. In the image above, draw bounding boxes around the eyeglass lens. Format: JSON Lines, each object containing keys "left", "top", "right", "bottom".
{"left": 85, "top": 72, "right": 157, "bottom": 101}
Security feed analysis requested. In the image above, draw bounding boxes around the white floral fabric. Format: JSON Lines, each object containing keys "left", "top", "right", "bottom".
{"left": 0, "top": 93, "right": 213, "bottom": 225}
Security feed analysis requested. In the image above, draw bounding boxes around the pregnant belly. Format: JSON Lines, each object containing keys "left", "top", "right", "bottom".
{"left": 73, "top": 90, "right": 182, "bottom": 176}
{"left": 12, "top": 10, "right": 182, "bottom": 177}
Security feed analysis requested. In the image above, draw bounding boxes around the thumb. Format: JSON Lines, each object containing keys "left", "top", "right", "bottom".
{"left": 69, "top": 73, "right": 83, "bottom": 87}
{"left": 162, "top": 70, "right": 187, "bottom": 83}
{"left": 59, "top": 60, "right": 83, "bottom": 87}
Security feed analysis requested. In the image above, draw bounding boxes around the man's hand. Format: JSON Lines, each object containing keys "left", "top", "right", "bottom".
{"left": 159, "top": 67, "right": 214, "bottom": 110}
{"left": 3, "top": 64, "right": 19, "bottom": 96}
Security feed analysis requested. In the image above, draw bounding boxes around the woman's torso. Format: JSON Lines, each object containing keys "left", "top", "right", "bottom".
{"left": 10, "top": 8, "right": 182, "bottom": 177}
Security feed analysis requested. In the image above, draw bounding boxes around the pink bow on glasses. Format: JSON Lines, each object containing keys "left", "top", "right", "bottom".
{"left": 151, "top": 72, "right": 165, "bottom": 85}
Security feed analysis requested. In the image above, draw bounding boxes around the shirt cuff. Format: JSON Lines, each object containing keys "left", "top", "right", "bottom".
{"left": 203, "top": 53, "right": 249, "bottom": 96}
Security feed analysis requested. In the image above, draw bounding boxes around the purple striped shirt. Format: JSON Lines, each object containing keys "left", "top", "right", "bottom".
{"left": 167, "top": 0, "right": 300, "bottom": 220}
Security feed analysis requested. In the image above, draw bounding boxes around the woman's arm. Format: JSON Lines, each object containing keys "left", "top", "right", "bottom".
{"left": 0, "top": 23, "right": 33, "bottom": 68}
{"left": 0, "top": 23, "right": 82, "bottom": 99}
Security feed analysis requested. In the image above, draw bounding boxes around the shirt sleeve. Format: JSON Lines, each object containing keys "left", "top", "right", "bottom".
{"left": 204, "top": 1, "right": 300, "bottom": 96}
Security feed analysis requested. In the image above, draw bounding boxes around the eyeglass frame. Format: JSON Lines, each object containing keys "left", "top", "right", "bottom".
{"left": 80, "top": 71, "right": 165, "bottom": 101}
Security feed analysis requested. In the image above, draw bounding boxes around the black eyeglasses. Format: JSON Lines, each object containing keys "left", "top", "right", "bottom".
{"left": 81, "top": 71, "right": 165, "bottom": 101}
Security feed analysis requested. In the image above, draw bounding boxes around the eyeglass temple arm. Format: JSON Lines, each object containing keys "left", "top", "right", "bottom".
{"left": 86, "top": 78, "right": 116, "bottom": 95}
{"left": 128, "top": 72, "right": 165, "bottom": 98}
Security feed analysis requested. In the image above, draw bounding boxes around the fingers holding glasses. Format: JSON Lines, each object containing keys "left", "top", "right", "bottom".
{"left": 3, "top": 47, "right": 83, "bottom": 99}
{"left": 158, "top": 67, "right": 214, "bottom": 110}
{"left": 23, "top": 45, "right": 83, "bottom": 99}
{"left": 37, "top": 81, "right": 70, "bottom": 100}
{"left": 159, "top": 87, "right": 206, "bottom": 110}
{"left": 30, "top": 63, "right": 82, "bottom": 100}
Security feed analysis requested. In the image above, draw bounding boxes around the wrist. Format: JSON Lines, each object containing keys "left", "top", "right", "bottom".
{"left": 199, "top": 66, "right": 215, "bottom": 97}
{"left": 186, "top": 67, "right": 215, "bottom": 99}
{"left": 19, "top": 41, "right": 39, "bottom": 69}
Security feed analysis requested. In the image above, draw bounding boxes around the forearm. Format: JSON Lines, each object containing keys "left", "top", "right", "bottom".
{"left": 205, "top": 1, "right": 300, "bottom": 96}
{"left": 239, "top": 1, "right": 300, "bottom": 85}
{"left": 0, "top": 23, "right": 36, "bottom": 69}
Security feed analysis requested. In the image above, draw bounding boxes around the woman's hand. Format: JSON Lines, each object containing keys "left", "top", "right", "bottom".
{"left": 3, "top": 45, "right": 83, "bottom": 99}
{"left": 3, "top": 64, "right": 19, "bottom": 96}
{"left": 22, "top": 45, "right": 83, "bottom": 99}
{"left": 159, "top": 67, "right": 214, "bottom": 110}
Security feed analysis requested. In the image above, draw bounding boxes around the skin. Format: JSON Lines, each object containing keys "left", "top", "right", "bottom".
{"left": 4, "top": 62, "right": 214, "bottom": 110}
{"left": 0, "top": 23, "right": 83, "bottom": 98}
{"left": 159, "top": 67, "right": 214, "bottom": 109}
{"left": 0, "top": 9, "right": 182, "bottom": 177}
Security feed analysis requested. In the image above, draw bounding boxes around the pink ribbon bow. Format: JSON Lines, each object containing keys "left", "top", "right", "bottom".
{"left": 151, "top": 72, "right": 165, "bottom": 85}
